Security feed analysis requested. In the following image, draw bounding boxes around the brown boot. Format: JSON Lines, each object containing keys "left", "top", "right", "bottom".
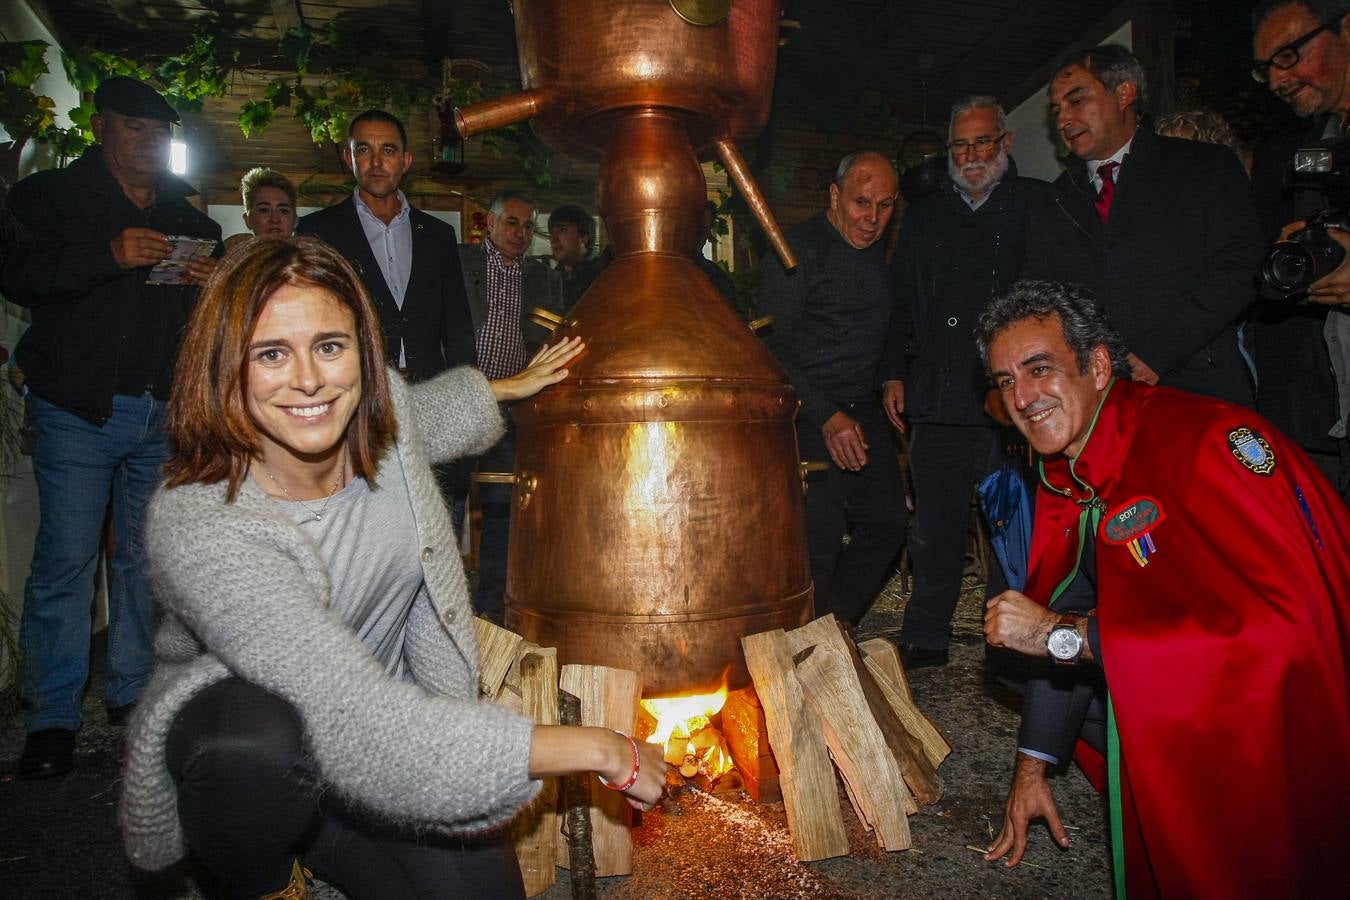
{"left": 260, "top": 859, "right": 312, "bottom": 900}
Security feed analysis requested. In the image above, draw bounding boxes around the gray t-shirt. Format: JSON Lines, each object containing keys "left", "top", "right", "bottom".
{"left": 273, "top": 471, "right": 425, "bottom": 678}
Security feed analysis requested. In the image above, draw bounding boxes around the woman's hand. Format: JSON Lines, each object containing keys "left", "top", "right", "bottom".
{"left": 528, "top": 724, "right": 670, "bottom": 811}
{"left": 490, "top": 337, "right": 585, "bottom": 402}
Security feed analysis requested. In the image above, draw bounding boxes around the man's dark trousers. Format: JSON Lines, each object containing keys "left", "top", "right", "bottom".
{"left": 798, "top": 403, "right": 906, "bottom": 625}
{"left": 900, "top": 422, "right": 1007, "bottom": 650}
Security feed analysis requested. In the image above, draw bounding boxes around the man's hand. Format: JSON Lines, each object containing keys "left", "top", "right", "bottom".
{"left": 1125, "top": 352, "right": 1160, "bottom": 385}
{"left": 110, "top": 228, "right": 172, "bottom": 269}
{"left": 822, "top": 411, "right": 868, "bottom": 471}
{"left": 984, "top": 590, "right": 1059, "bottom": 657}
{"left": 1308, "top": 228, "right": 1350, "bottom": 308}
{"left": 985, "top": 753, "right": 1071, "bottom": 867}
{"left": 881, "top": 380, "right": 906, "bottom": 432}
{"left": 184, "top": 256, "right": 219, "bottom": 287}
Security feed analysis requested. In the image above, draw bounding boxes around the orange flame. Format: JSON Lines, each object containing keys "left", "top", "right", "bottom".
{"left": 640, "top": 679, "right": 734, "bottom": 778}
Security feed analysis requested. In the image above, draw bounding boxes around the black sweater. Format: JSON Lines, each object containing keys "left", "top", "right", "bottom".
{"left": 757, "top": 213, "right": 893, "bottom": 430}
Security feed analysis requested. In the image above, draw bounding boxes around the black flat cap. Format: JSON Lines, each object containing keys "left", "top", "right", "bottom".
{"left": 94, "top": 76, "right": 179, "bottom": 124}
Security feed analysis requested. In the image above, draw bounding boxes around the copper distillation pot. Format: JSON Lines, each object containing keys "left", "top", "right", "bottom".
{"left": 456, "top": 0, "right": 812, "bottom": 695}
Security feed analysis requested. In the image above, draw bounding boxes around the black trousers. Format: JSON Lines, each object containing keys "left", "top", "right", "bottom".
{"left": 474, "top": 427, "right": 516, "bottom": 620}
{"left": 798, "top": 403, "right": 907, "bottom": 626}
{"left": 165, "top": 678, "right": 525, "bottom": 900}
{"left": 899, "top": 422, "right": 1007, "bottom": 650}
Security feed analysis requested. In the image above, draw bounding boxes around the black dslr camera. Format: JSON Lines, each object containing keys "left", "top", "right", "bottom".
{"left": 1259, "top": 137, "right": 1350, "bottom": 300}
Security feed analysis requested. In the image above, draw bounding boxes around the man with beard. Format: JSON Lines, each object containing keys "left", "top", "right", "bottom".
{"left": 758, "top": 151, "right": 907, "bottom": 626}
{"left": 1023, "top": 44, "right": 1265, "bottom": 406}
{"left": 881, "top": 97, "right": 1051, "bottom": 668}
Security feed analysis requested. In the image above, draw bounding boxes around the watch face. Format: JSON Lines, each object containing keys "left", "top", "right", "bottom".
{"left": 1047, "top": 626, "right": 1083, "bottom": 661}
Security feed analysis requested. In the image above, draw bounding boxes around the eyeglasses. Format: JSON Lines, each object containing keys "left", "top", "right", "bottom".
{"left": 1251, "top": 21, "right": 1337, "bottom": 83}
{"left": 949, "top": 133, "right": 1007, "bottom": 156}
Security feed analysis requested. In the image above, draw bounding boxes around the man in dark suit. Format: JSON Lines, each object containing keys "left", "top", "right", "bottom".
{"left": 1022, "top": 45, "right": 1265, "bottom": 406}
{"left": 459, "top": 191, "right": 562, "bottom": 619}
{"left": 296, "top": 109, "right": 475, "bottom": 381}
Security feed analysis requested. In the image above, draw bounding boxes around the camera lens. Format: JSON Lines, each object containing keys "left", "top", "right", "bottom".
{"left": 1261, "top": 243, "right": 1316, "bottom": 294}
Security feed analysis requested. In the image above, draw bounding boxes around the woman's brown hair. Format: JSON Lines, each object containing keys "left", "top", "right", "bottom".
{"left": 163, "top": 236, "right": 396, "bottom": 500}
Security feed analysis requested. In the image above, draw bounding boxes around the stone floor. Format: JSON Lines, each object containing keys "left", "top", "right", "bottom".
{"left": 0, "top": 571, "right": 1112, "bottom": 898}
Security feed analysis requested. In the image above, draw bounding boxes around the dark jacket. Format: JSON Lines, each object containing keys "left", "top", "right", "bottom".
{"left": 1250, "top": 120, "right": 1340, "bottom": 455}
{"left": 757, "top": 212, "right": 893, "bottom": 431}
{"left": 457, "top": 243, "right": 563, "bottom": 355}
{"left": 885, "top": 160, "right": 1051, "bottom": 425}
{"left": 0, "top": 146, "right": 221, "bottom": 424}
{"left": 297, "top": 196, "right": 476, "bottom": 381}
{"left": 1023, "top": 127, "right": 1265, "bottom": 406}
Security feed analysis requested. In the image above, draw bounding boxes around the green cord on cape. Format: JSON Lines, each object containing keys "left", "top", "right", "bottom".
{"left": 1035, "top": 379, "right": 1127, "bottom": 896}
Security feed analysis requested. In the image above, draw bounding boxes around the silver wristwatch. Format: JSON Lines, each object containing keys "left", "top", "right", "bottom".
{"left": 1046, "top": 621, "right": 1085, "bottom": 664}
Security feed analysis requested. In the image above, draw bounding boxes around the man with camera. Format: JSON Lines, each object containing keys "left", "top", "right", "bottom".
{"left": 1023, "top": 44, "right": 1265, "bottom": 406}
{"left": 1252, "top": 0, "right": 1350, "bottom": 502}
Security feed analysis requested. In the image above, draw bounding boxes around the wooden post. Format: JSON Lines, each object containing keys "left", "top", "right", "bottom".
{"left": 558, "top": 690, "right": 596, "bottom": 900}
{"left": 558, "top": 664, "right": 641, "bottom": 877}
{"left": 742, "top": 629, "right": 850, "bottom": 861}
{"left": 511, "top": 646, "right": 560, "bottom": 897}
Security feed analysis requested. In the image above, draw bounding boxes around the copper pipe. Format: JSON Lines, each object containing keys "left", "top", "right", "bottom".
{"left": 454, "top": 89, "right": 547, "bottom": 140}
{"left": 714, "top": 139, "right": 797, "bottom": 270}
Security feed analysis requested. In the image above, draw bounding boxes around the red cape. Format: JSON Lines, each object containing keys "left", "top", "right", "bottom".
{"left": 1024, "top": 380, "right": 1350, "bottom": 898}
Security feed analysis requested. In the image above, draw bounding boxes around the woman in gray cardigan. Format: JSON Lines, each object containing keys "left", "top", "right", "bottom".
{"left": 120, "top": 237, "right": 665, "bottom": 899}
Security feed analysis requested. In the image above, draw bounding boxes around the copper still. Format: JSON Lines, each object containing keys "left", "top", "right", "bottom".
{"left": 456, "top": 0, "right": 810, "bottom": 695}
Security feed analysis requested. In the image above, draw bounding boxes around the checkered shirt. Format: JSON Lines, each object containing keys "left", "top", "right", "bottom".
{"left": 475, "top": 240, "right": 529, "bottom": 379}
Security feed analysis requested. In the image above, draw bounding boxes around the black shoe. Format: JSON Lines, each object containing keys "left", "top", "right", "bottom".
{"left": 18, "top": 728, "right": 76, "bottom": 779}
{"left": 106, "top": 702, "right": 136, "bottom": 727}
{"left": 898, "top": 642, "right": 950, "bottom": 670}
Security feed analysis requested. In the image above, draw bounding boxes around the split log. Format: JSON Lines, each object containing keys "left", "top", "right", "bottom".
{"left": 510, "top": 645, "right": 560, "bottom": 897}
{"left": 721, "top": 687, "right": 782, "bottom": 803}
{"left": 474, "top": 616, "right": 524, "bottom": 699}
{"left": 785, "top": 618, "right": 915, "bottom": 850}
{"left": 557, "top": 664, "right": 641, "bottom": 877}
{"left": 858, "top": 650, "right": 952, "bottom": 770}
{"left": 742, "top": 629, "right": 850, "bottom": 861}
{"left": 857, "top": 637, "right": 913, "bottom": 703}
{"left": 558, "top": 690, "right": 596, "bottom": 900}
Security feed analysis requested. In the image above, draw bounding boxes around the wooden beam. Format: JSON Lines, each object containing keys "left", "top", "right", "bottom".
{"left": 999, "top": 0, "right": 1134, "bottom": 112}
{"left": 270, "top": 0, "right": 305, "bottom": 36}
{"left": 106, "top": 0, "right": 149, "bottom": 29}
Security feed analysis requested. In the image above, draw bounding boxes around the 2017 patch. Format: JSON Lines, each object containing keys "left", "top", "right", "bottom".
{"left": 1100, "top": 496, "right": 1166, "bottom": 545}
{"left": 1228, "top": 426, "right": 1276, "bottom": 476}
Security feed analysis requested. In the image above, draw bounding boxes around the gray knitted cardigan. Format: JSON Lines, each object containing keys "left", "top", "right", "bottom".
{"left": 120, "top": 367, "right": 540, "bottom": 871}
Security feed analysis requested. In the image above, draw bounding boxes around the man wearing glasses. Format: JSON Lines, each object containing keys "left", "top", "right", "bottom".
{"left": 880, "top": 97, "right": 1050, "bottom": 669}
{"left": 1251, "top": 0, "right": 1350, "bottom": 503}
{"left": 1022, "top": 44, "right": 1264, "bottom": 406}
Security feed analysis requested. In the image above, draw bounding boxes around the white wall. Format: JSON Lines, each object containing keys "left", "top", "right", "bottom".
{"left": 0, "top": 1, "right": 81, "bottom": 179}
{"left": 1005, "top": 21, "right": 1134, "bottom": 183}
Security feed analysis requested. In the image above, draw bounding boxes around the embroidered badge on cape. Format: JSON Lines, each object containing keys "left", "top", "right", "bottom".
{"left": 1101, "top": 496, "right": 1165, "bottom": 568}
{"left": 1228, "top": 426, "right": 1276, "bottom": 476}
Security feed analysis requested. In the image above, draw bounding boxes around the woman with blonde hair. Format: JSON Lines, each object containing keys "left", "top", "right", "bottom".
{"left": 120, "top": 236, "right": 665, "bottom": 898}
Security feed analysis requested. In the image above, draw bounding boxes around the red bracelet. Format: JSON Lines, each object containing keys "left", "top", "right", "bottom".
{"left": 598, "top": 730, "right": 640, "bottom": 791}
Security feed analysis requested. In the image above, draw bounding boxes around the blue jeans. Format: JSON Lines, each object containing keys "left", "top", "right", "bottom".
{"left": 20, "top": 393, "right": 167, "bottom": 731}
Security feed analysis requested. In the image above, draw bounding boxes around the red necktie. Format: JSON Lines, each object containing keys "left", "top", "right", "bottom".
{"left": 1094, "top": 161, "right": 1119, "bottom": 223}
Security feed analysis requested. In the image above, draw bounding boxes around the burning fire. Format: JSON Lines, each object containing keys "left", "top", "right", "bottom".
{"left": 640, "top": 680, "right": 734, "bottom": 779}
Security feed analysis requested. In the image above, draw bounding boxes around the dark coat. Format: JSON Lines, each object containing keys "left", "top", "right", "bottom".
{"left": 1249, "top": 120, "right": 1340, "bottom": 455}
{"left": 1023, "top": 127, "right": 1265, "bottom": 406}
{"left": 0, "top": 146, "right": 221, "bottom": 424}
{"left": 296, "top": 196, "right": 476, "bottom": 382}
{"left": 885, "top": 160, "right": 1052, "bottom": 425}
{"left": 457, "top": 242, "right": 563, "bottom": 355}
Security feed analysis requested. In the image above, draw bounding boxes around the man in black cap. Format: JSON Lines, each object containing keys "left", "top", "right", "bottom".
{"left": 0, "top": 76, "right": 221, "bottom": 779}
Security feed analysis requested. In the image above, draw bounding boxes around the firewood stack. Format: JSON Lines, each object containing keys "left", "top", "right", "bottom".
{"left": 742, "top": 615, "right": 951, "bottom": 861}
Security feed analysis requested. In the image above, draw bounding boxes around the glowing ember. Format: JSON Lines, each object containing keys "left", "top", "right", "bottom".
{"left": 641, "top": 682, "right": 735, "bottom": 779}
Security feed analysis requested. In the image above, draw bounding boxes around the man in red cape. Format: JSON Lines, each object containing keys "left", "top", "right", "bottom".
{"left": 979, "top": 280, "right": 1350, "bottom": 898}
